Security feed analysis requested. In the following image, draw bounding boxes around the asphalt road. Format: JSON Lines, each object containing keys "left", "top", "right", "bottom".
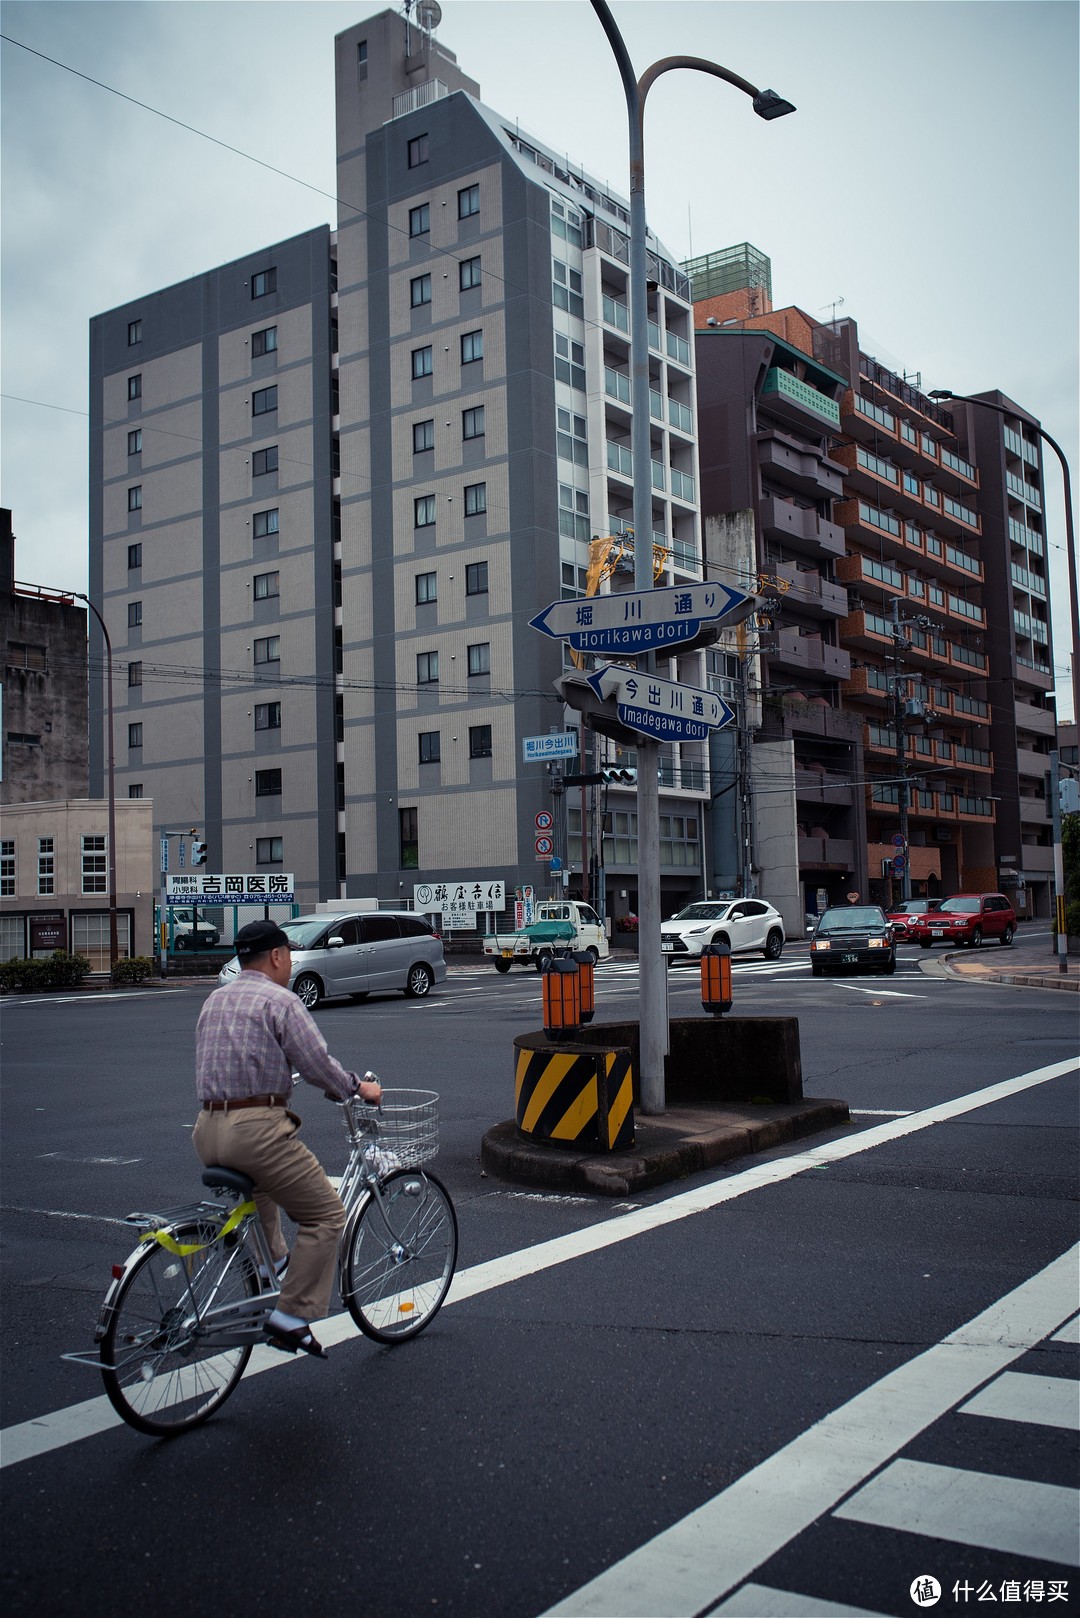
{"left": 1, "top": 940, "right": 1077, "bottom": 1618}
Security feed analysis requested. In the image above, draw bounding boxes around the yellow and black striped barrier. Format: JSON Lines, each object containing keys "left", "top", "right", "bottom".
{"left": 513, "top": 1036, "right": 634, "bottom": 1152}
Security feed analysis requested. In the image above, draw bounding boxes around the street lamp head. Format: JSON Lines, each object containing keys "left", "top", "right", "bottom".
{"left": 928, "top": 388, "right": 956, "bottom": 401}
{"left": 752, "top": 88, "right": 796, "bottom": 120}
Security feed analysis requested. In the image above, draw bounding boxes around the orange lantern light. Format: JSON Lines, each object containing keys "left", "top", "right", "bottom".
{"left": 700, "top": 941, "right": 732, "bottom": 1016}
{"left": 542, "top": 957, "right": 581, "bottom": 1039}
{"left": 572, "top": 950, "right": 595, "bottom": 1024}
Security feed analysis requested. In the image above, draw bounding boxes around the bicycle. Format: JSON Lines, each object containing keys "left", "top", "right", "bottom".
{"left": 63, "top": 1082, "right": 457, "bottom": 1437}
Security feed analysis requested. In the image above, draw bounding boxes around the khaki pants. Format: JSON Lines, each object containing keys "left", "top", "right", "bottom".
{"left": 193, "top": 1106, "right": 346, "bottom": 1322}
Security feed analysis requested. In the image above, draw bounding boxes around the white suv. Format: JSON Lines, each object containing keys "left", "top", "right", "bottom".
{"left": 660, "top": 899, "right": 785, "bottom": 961}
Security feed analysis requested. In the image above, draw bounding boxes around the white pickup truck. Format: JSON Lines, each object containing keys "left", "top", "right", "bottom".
{"left": 483, "top": 900, "right": 609, "bottom": 973}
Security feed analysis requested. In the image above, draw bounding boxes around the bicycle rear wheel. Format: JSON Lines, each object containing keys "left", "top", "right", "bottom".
{"left": 101, "top": 1221, "right": 258, "bottom": 1436}
{"left": 343, "top": 1170, "right": 457, "bottom": 1343}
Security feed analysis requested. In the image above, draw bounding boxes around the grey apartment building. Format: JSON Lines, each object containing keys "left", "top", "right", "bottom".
{"left": 89, "top": 9, "right": 714, "bottom": 922}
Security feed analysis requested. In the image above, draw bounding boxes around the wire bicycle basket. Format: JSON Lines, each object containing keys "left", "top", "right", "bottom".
{"left": 344, "top": 1088, "right": 440, "bottom": 1168}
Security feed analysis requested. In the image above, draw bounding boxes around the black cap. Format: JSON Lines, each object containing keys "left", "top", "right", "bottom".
{"left": 234, "top": 920, "right": 291, "bottom": 960}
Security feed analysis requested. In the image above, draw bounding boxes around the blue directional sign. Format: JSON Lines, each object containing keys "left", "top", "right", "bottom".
{"left": 530, "top": 581, "right": 754, "bottom": 655}
{"left": 586, "top": 665, "right": 735, "bottom": 743}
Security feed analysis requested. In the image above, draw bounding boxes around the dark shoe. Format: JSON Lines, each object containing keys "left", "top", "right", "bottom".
{"left": 263, "top": 1321, "right": 328, "bottom": 1359}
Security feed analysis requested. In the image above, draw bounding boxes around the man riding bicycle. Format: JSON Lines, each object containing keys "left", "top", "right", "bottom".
{"left": 193, "top": 918, "right": 381, "bottom": 1358}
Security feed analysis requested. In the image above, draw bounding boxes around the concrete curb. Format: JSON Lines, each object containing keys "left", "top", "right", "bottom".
{"left": 481, "top": 1098, "right": 850, "bottom": 1197}
{"left": 936, "top": 951, "right": 1079, "bottom": 993}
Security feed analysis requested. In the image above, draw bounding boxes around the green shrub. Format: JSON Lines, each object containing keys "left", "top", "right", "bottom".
{"left": 112, "top": 956, "right": 155, "bottom": 984}
{"left": 0, "top": 957, "right": 51, "bottom": 993}
{"left": 1065, "top": 899, "right": 1080, "bottom": 940}
{"left": 45, "top": 951, "right": 92, "bottom": 988}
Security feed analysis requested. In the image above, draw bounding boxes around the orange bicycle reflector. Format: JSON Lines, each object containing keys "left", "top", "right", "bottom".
{"left": 700, "top": 942, "right": 732, "bottom": 1016}
{"left": 399, "top": 1302, "right": 415, "bottom": 1315}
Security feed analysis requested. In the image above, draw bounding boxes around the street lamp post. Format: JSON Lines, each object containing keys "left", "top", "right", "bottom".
{"left": 590, "top": 0, "right": 794, "bottom": 1112}
{"left": 929, "top": 389, "right": 1077, "bottom": 975}
{"left": 75, "top": 592, "right": 119, "bottom": 977}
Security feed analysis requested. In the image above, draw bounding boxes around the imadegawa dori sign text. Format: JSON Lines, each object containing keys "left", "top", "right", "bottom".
{"left": 586, "top": 665, "right": 735, "bottom": 743}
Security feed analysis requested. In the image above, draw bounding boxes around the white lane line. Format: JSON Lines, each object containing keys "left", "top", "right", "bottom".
{"left": 836, "top": 1459, "right": 1079, "bottom": 1567}
{"left": 850, "top": 1110, "right": 914, "bottom": 1118}
{"left": 711, "top": 1585, "right": 888, "bottom": 1617}
{"left": 539, "top": 1245, "right": 1079, "bottom": 1617}
{"left": 0, "top": 1207, "right": 129, "bottom": 1226}
{"left": 960, "top": 1370, "right": 1080, "bottom": 1431}
{"left": 829, "top": 982, "right": 925, "bottom": 999}
{"left": 4, "top": 1058, "right": 1076, "bottom": 1470}
{"left": 1053, "top": 1315, "right": 1080, "bottom": 1344}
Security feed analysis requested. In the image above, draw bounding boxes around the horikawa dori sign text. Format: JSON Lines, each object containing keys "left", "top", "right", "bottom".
{"left": 165, "top": 874, "right": 295, "bottom": 904}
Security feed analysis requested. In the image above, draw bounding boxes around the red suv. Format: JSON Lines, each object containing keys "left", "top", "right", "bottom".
{"left": 912, "top": 893, "right": 1016, "bottom": 950}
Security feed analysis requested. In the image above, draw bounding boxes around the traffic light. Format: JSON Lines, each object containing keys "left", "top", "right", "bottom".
{"left": 191, "top": 838, "right": 208, "bottom": 866}
{"left": 602, "top": 767, "right": 637, "bottom": 785}
{"left": 1061, "top": 777, "right": 1080, "bottom": 816}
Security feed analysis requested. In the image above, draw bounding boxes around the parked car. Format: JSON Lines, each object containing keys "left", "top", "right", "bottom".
{"left": 885, "top": 898, "right": 943, "bottom": 940}
{"left": 810, "top": 905, "right": 896, "bottom": 976}
{"left": 217, "top": 910, "right": 446, "bottom": 1006}
{"left": 170, "top": 908, "right": 221, "bottom": 950}
{"left": 660, "top": 899, "right": 785, "bottom": 961}
{"left": 910, "top": 893, "right": 1016, "bottom": 949}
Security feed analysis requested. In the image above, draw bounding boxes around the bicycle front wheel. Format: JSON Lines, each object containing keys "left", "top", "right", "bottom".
{"left": 343, "top": 1170, "right": 457, "bottom": 1343}
{"left": 101, "top": 1221, "right": 258, "bottom": 1436}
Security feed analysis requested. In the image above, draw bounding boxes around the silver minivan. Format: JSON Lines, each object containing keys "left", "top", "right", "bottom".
{"left": 216, "top": 910, "right": 446, "bottom": 1007}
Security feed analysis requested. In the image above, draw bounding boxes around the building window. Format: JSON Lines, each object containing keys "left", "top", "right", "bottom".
{"left": 414, "top": 494, "right": 436, "bottom": 528}
{"left": 463, "top": 406, "right": 485, "bottom": 441}
{"left": 252, "top": 385, "right": 278, "bottom": 416}
{"left": 0, "top": 840, "right": 14, "bottom": 898}
{"left": 128, "top": 661, "right": 142, "bottom": 688}
{"left": 252, "top": 326, "right": 277, "bottom": 357}
{"left": 409, "top": 203, "right": 430, "bottom": 237}
{"left": 128, "top": 601, "right": 142, "bottom": 628}
{"left": 128, "top": 784, "right": 143, "bottom": 798}
{"left": 417, "top": 651, "right": 439, "bottom": 685}
{"left": 458, "top": 183, "right": 480, "bottom": 219}
{"left": 411, "top": 346, "right": 433, "bottom": 380}
{"left": 416, "top": 571, "right": 437, "bottom": 605}
{"left": 410, "top": 274, "right": 432, "bottom": 308}
{"left": 128, "top": 486, "right": 142, "bottom": 511}
{"left": 461, "top": 329, "right": 483, "bottom": 365}
{"left": 128, "top": 374, "right": 142, "bottom": 401}
{"left": 255, "top": 701, "right": 282, "bottom": 731}
{"left": 128, "top": 722, "right": 143, "bottom": 748}
{"left": 128, "top": 429, "right": 142, "bottom": 455}
{"left": 252, "top": 446, "right": 278, "bottom": 476}
{"left": 254, "top": 570, "right": 280, "bottom": 600}
{"left": 127, "top": 543, "right": 142, "bottom": 569}
{"left": 256, "top": 836, "right": 284, "bottom": 864}
{"left": 466, "top": 560, "right": 488, "bottom": 594}
{"left": 413, "top": 418, "right": 435, "bottom": 453}
{"left": 128, "top": 319, "right": 142, "bottom": 345}
{"left": 469, "top": 724, "right": 493, "bottom": 759}
{"left": 419, "top": 731, "right": 440, "bottom": 764}
{"left": 407, "top": 134, "right": 429, "bottom": 168}
{"left": 253, "top": 507, "right": 279, "bottom": 537}
{"left": 82, "top": 835, "right": 108, "bottom": 895}
{"left": 7, "top": 641, "right": 46, "bottom": 670}
{"left": 357, "top": 39, "right": 367, "bottom": 64}
{"left": 37, "top": 837, "right": 55, "bottom": 896}
{"left": 459, "top": 256, "right": 482, "bottom": 291}
{"left": 254, "top": 635, "right": 281, "bottom": 664}
{"left": 251, "top": 267, "right": 276, "bottom": 298}
{"left": 399, "top": 807, "right": 418, "bottom": 868}
{"left": 72, "top": 912, "right": 131, "bottom": 972}
{"left": 464, "top": 483, "right": 487, "bottom": 518}
{"left": 255, "top": 769, "right": 282, "bottom": 797}
{"left": 468, "top": 642, "right": 490, "bottom": 676}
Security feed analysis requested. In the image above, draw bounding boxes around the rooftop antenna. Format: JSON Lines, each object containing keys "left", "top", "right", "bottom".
{"left": 821, "top": 296, "right": 845, "bottom": 323}
{"left": 416, "top": 0, "right": 442, "bottom": 33}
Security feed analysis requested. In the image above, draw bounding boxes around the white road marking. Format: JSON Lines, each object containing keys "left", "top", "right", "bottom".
{"left": 836, "top": 1459, "right": 1079, "bottom": 1567}
{"left": 850, "top": 1109, "right": 913, "bottom": 1117}
{"left": 829, "top": 981, "right": 925, "bottom": 999}
{"left": 539, "top": 1245, "right": 1079, "bottom": 1616}
{"left": 1053, "top": 1315, "right": 1080, "bottom": 1343}
{"left": 37, "top": 1153, "right": 142, "bottom": 1166}
{"left": 1, "top": 1207, "right": 129, "bottom": 1226}
{"left": 711, "top": 1584, "right": 888, "bottom": 1617}
{"left": 960, "top": 1370, "right": 1080, "bottom": 1431}
{"left": 3, "top": 1058, "right": 1075, "bottom": 1470}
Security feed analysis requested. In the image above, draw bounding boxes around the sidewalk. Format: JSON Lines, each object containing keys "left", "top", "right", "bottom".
{"left": 931, "top": 935, "right": 1079, "bottom": 993}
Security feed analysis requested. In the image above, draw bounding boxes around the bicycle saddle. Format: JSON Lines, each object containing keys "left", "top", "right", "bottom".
{"left": 201, "top": 1166, "right": 256, "bottom": 1197}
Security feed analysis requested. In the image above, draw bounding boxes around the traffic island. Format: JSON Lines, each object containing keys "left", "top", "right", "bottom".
{"left": 481, "top": 1016, "right": 850, "bottom": 1196}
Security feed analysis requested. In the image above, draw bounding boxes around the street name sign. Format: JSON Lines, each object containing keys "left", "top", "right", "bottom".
{"left": 522, "top": 732, "right": 578, "bottom": 762}
{"left": 165, "top": 873, "right": 295, "bottom": 904}
{"left": 530, "top": 581, "right": 753, "bottom": 655}
{"left": 585, "top": 665, "right": 735, "bottom": 743}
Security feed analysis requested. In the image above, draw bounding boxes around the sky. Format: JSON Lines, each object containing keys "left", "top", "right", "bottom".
{"left": 2, "top": 0, "right": 1078, "bottom": 714}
